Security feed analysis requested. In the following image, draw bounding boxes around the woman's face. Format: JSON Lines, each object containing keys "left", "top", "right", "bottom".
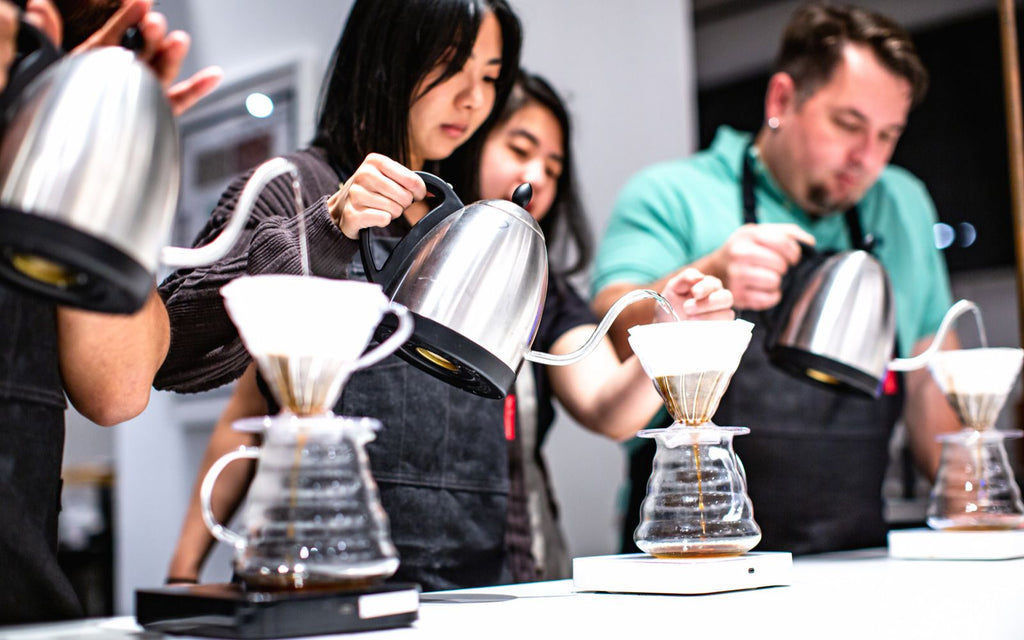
{"left": 406, "top": 11, "right": 503, "bottom": 170}
{"left": 478, "top": 100, "right": 564, "bottom": 220}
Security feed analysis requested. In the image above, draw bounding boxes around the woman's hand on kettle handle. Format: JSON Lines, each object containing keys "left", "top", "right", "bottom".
{"left": 72, "top": 0, "right": 222, "bottom": 116}
{"left": 705, "top": 223, "right": 815, "bottom": 311}
{"left": 658, "top": 268, "right": 735, "bottom": 323}
{"left": 329, "top": 153, "right": 427, "bottom": 240}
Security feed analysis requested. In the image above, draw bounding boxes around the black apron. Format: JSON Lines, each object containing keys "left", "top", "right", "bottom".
{"left": 621, "top": 145, "right": 904, "bottom": 555}
{"left": 0, "top": 285, "right": 82, "bottom": 623}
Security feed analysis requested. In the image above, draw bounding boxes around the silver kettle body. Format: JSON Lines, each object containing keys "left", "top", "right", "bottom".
{"left": 0, "top": 46, "right": 274, "bottom": 314}
{"left": 0, "top": 47, "right": 177, "bottom": 312}
{"left": 361, "top": 172, "right": 547, "bottom": 398}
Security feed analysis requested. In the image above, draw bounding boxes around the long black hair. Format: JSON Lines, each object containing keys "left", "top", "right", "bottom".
{"left": 487, "top": 71, "right": 592, "bottom": 278}
{"left": 313, "top": 0, "right": 522, "bottom": 177}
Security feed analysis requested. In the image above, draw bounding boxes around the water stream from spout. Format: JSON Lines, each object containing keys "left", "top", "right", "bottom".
{"left": 292, "top": 177, "right": 311, "bottom": 277}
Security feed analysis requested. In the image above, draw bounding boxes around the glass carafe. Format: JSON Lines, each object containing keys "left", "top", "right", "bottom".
{"left": 927, "top": 428, "right": 1024, "bottom": 530}
{"left": 201, "top": 414, "right": 398, "bottom": 589}
{"left": 635, "top": 426, "right": 760, "bottom": 556}
{"left": 628, "top": 320, "right": 761, "bottom": 557}
{"left": 925, "top": 347, "right": 1024, "bottom": 530}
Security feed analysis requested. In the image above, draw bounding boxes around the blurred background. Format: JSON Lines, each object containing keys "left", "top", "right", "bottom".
{"left": 57, "top": 0, "right": 1021, "bottom": 614}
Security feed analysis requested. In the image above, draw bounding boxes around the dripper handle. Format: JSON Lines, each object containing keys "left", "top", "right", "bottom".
{"left": 524, "top": 289, "right": 666, "bottom": 366}
{"left": 162, "top": 158, "right": 300, "bottom": 268}
{"left": 200, "top": 446, "right": 259, "bottom": 551}
{"left": 887, "top": 299, "right": 981, "bottom": 372}
{"left": 352, "top": 301, "right": 414, "bottom": 370}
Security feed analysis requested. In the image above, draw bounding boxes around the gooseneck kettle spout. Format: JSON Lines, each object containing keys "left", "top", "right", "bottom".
{"left": 887, "top": 300, "right": 984, "bottom": 372}
{"left": 523, "top": 289, "right": 668, "bottom": 366}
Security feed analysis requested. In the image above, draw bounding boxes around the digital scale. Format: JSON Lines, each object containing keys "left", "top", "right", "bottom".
{"left": 135, "top": 582, "right": 419, "bottom": 638}
{"left": 888, "top": 528, "right": 1024, "bottom": 560}
{"left": 572, "top": 552, "right": 792, "bottom": 595}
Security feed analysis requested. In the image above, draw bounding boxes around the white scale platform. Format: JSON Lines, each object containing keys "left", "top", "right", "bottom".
{"left": 572, "top": 552, "right": 792, "bottom": 595}
{"left": 888, "top": 528, "right": 1024, "bottom": 560}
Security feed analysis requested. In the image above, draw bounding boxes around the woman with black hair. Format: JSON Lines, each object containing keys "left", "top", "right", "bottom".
{"left": 478, "top": 72, "right": 736, "bottom": 581}
{"left": 157, "top": 0, "right": 523, "bottom": 590}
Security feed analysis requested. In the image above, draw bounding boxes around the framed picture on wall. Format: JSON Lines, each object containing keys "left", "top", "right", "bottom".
{"left": 172, "top": 63, "right": 300, "bottom": 252}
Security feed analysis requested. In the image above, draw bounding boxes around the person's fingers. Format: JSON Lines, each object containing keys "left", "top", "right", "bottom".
{"left": 730, "top": 235, "right": 792, "bottom": 276}
{"left": 687, "top": 275, "right": 724, "bottom": 301}
{"left": 752, "top": 224, "right": 814, "bottom": 266}
{"left": 0, "top": 2, "right": 18, "bottom": 90}
{"left": 147, "top": 29, "right": 188, "bottom": 88}
{"left": 349, "top": 170, "right": 418, "bottom": 213}
{"left": 23, "top": 0, "right": 62, "bottom": 48}
{"left": 133, "top": 10, "right": 169, "bottom": 63}
{"left": 683, "top": 288, "right": 734, "bottom": 314}
{"left": 166, "top": 66, "right": 222, "bottom": 116}
{"left": 371, "top": 154, "right": 427, "bottom": 201}
{"left": 73, "top": 0, "right": 150, "bottom": 51}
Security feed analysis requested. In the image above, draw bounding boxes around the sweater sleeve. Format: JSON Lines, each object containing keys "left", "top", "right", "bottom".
{"left": 155, "top": 150, "right": 358, "bottom": 393}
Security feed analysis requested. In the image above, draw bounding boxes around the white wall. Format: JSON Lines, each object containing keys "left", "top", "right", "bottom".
{"left": 100, "top": 0, "right": 697, "bottom": 614}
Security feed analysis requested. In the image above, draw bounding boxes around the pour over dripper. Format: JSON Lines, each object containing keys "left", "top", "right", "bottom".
{"left": 628, "top": 320, "right": 761, "bottom": 557}
{"left": 220, "top": 274, "right": 413, "bottom": 415}
{"left": 928, "top": 348, "right": 1023, "bottom": 431}
{"left": 627, "top": 320, "right": 753, "bottom": 425}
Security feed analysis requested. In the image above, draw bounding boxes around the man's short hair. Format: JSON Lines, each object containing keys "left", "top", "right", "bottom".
{"left": 776, "top": 2, "right": 929, "bottom": 107}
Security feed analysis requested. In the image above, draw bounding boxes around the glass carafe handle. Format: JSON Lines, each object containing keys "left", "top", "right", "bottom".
{"left": 200, "top": 446, "right": 260, "bottom": 550}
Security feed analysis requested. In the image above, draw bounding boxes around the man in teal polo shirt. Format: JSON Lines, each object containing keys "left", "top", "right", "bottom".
{"left": 593, "top": 2, "right": 961, "bottom": 555}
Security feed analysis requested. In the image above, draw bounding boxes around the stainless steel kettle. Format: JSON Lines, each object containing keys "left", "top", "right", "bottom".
{"left": 765, "top": 248, "right": 895, "bottom": 396}
{"left": 765, "top": 247, "right": 977, "bottom": 396}
{"left": 0, "top": 47, "right": 262, "bottom": 313}
{"left": 361, "top": 172, "right": 664, "bottom": 399}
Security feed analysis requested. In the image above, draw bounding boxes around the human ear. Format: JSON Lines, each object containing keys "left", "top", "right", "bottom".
{"left": 763, "top": 72, "right": 797, "bottom": 124}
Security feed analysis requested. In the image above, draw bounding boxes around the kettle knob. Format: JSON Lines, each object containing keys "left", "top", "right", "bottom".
{"left": 511, "top": 183, "right": 533, "bottom": 209}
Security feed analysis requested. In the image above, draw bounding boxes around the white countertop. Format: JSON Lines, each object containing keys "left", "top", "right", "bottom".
{"left": 3, "top": 548, "right": 1022, "bottom": 639}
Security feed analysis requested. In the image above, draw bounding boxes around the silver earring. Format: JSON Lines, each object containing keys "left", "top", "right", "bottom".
{"left": 767, "top": 117, "right": 780, "bottom": 130}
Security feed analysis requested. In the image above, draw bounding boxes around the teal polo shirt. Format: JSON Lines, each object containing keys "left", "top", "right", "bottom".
{"left": 593, "top": 125, "right": 952, "bottom": 358}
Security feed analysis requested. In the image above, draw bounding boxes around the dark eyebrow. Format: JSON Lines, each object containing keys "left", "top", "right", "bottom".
{"left": 469, "top": 51, "right": 503, "bottom": 66}
{"left": 835, "top": 107, "right": 905, "bottom": 133}
{"left": 508, "top": 129, "right": 565, "bottom": 163}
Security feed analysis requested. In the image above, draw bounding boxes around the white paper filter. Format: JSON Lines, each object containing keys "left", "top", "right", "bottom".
{"left": 220, "top": 274, "right": 388, "bottom": 360}
{"left": 928, "top": 348, "right": 1024, "bottom": 395}
{"left": 627, "top": 320, "right": 754, "bottom": 378}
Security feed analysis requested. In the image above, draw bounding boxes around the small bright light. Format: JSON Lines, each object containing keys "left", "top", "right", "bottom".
{"left": 957, "top": 222, "right": 977, "bottom": 248}
{"left": 245, "top": 92, "right": 274, "bottom": 118}
{"left": 933, "top": 222, "right": 954, "bottom": 249}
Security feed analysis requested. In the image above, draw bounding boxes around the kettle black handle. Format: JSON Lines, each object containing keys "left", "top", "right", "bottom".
{"left": 359, "top": 171, "right": 464, "bottom": 287}
{"left": 0, "top": 21, "right": 62, "bottom": 120}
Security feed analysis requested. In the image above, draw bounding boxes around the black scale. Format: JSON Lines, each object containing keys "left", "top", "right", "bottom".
{"left": 135, "top": 582, "right": 419, "bottom": 638}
